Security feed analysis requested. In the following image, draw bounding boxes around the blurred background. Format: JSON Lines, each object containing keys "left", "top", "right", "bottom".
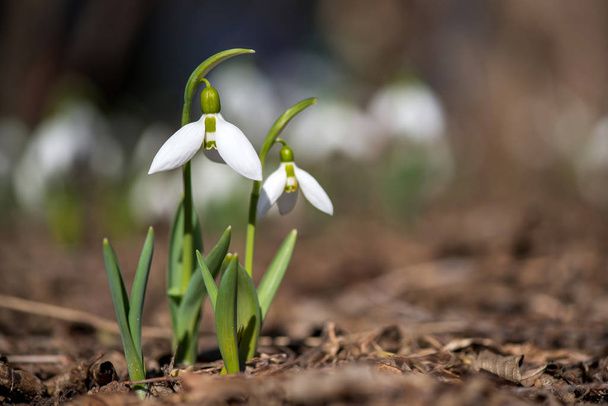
{"left": 2, "top": 0, "right": 608, "bottom": 340}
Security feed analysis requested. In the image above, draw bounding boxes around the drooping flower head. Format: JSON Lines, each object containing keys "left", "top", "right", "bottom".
{"left": 257, "top": 144, "right": 333, "bottom": 217}
{"left": 148, "top": 81, "right": 262, "bottom": 180}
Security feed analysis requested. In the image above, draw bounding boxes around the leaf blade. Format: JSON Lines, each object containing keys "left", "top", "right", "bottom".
{"left": 196, "top": 251, "right": 218, "bottom": 312}
{"left": 167, "top": 201, "right": 185, "bottom": 326}
{"left": 236, "top": 264, "right": 262, "bottom": 364}
{"left": 177, "top": 226, "right": 231, "bottom": 336}
{"left": 257, "top": 230, "right": 298, "bottom": 320}
{"left": 259, "top": 98, "right": 317, "bottom": 166}
{"left": 215, "top": 257, "right": 240, "bottom": 373}
{"left": 128, "top": 227, "right": 154, "bottom": 360}
{"left": 102, "top": 239, "right": 145, "bottom": 381}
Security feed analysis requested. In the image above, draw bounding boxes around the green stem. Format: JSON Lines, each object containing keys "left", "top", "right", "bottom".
{"left": 181, "top": 162, "right": 193, "bottom": 292}
{"left": 180, "top": 71, "right": 195, "bottom": 294}
{"left": 245, "top": 181, "right": 261, "bottom": 275}
{"left": 244, "top": 97, "right": 317, "bottom": 276}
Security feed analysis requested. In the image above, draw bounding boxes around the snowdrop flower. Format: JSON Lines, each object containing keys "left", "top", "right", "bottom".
{"left": 148, "top": 82, "right": 262, "bottom": 180}
{"left": 257, "top": 145, "right": 333, "bottom": 217}
{"left": 369, "top": 82, "right": 445, "bottom": 142}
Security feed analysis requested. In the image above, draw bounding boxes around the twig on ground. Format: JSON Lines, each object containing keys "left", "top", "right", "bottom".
{"left": 124, "top": 376, "right": 181, "bottom": 386}
{"left": 5, "top": 355, "right": 70, "bottom": 365}
{"left": 0, "top": 294, "right": 169, "bottom": 339}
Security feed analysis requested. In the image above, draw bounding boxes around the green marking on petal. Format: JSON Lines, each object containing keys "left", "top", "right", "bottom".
{"left": 205, "top": 115, "right": 217, "bottom": 133}
{"left": 285, "top": 163, "right": 296, "bottom": 178}
{"left": 284, "top": 164, "right": 298, "bottom": 193}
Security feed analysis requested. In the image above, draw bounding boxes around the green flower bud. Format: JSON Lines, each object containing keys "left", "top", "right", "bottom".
{"left": 280, "top": 145, "right": 294, "bottom": 163}
{"left": 201, "top": 85, "right": 221, "bottom": 114}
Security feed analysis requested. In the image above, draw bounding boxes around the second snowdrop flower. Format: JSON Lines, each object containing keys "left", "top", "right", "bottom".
{"left": 257, "top": 145, "right": 333, "bottom": 217}
{"left": 148, "top": 81, "right": 262, "bottom": 180}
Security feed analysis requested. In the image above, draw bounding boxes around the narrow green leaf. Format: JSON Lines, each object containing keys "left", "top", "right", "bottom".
{"left": 204, "top": 226, "right": 232, "bottom": 278}
{"left": 215, "top": 257, "right": 240, "bottom": 373}
{"left": 167, "top": 202, "right": 184, "bottom": 326}
{"left": 168, "top": 201, "right": 206, "bottom": 328}
{"left": 257, "top": 230, "right": 298, "bottom": 320}
{"left": 102, "top": 239, "right": 145, "bottom": 381}
{"left": 196, "top": 251, "right": 218, "bottom": 312}
{"left": 236, "top": 264, "right": 262, "bottom": 364}
{"left": 259, "top": 98, "right": 317, "bottom": 166}
{"left": 177, "top": 227, "right": 231, "bottom": 336}
{"left": 128, "top": 227, "right": 154, "bottom": 360}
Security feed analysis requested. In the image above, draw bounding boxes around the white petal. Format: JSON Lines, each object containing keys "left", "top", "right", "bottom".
{"left": 148, "top": 119, "right": 204, "bottom": 174}
{"left": 215, "top": 115, "right": 262, "bottom": 180}
{"left": 277, "top": 190, "right": 298, "bottom": 215}
{"left": 294, "top": 166, "right": 333, "bottom": 215}
{"left": 256, "top": 166, "right": 286, "bottom": 218}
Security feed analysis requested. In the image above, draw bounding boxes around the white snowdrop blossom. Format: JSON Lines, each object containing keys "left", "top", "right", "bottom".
{"left": 257, "top": 146, "right": 333, "bottom": 218}
{"left": 369, "top": 82, "right": 445, "bottom": 142}
{"left": 148, "top": 85, "right": 262, "bottom": 180}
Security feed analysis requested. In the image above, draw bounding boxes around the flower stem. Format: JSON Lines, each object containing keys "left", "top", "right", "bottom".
{"left": 245, "top": 181, "right": 261, "bottom": 276}
{"left": 244, "top": 98, "right": 317, "bottom": 277}
{"left": 180, "top": 75, "right": 195, "bottom": 294}
{"left": 181, "top": 161, "right": 193, "bottom": 292}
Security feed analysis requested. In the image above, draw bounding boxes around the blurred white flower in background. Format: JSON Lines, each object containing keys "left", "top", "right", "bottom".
{"left": 368, "top": 81, "right": 453, "bottom": 200}
{"left": 369, "top": 82, "right": 445, "bottom": 142}
{"left": 191, "top": 158, "right": 242, "bottom": 208}
{"left": 13, "top": 100, "right": 123, "bottom": 212}
{"left": 129, "top": 170, "right": 182, "bottom": 224}
{"left": 289, "top": 99, "right": 376, "bottom": 162}
{"left": 132, "top": 123, "right": 174, "bottom": 171}
{"left": 575, "top": 117, "right": 608, "bottom": 206}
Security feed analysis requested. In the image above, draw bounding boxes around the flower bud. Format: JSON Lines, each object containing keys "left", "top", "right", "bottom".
{"left": 280, "top": 145, "right": 294, "bottom": 163}
{"left": 201, "top": 86, "right": 221, "bottom": 114}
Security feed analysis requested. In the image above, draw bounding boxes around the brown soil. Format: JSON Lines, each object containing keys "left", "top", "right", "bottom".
{"left": 2, "top": 200, "right": 608, "bottom": 405}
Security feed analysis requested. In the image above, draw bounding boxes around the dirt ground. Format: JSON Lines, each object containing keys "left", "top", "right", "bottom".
{"left": 2, "top": 198, "right": 608, "bottom": 405}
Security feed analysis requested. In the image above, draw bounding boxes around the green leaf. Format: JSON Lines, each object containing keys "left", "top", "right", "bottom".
{"left": 204, "top": 226, "right": 232, "bottom": 277}
{"left": 258, "top": 98, "right": 317, "bottom": 167}
{"left": 188, "top": 48, "right": 255, "bottom": 86}
{"left": 177, "top": 226, "right": 231, "bottom": 336}
{"left": 257, "top": 230, "right": 298, "bottom": 320}
{"left": 196, "top": 251, "right": 218, "bottom": 312}
{"left": 236, "top": 263, "right": 262, "bottom": 364}
{"left": 128, "top": 227, "right": 154, "bottom": 360}
{"left": 102, "top": 239, "right": 145, "bottom": 381}
{"left": 167, "top": 201, "right": 205, "bottom": 323}
{"left": 167, "top": 202, "right": 185, "bottom": 325}
{"left": 215, "top": 256, "right": 240, "bottom": 373}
